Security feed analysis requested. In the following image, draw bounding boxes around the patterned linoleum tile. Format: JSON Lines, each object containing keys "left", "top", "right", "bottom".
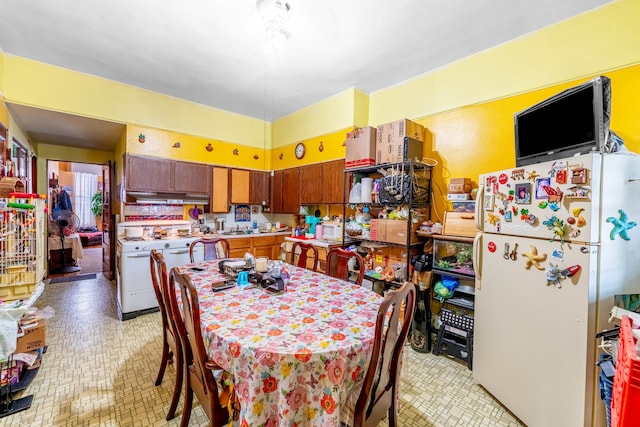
{"left": 1, "top": 275, "right": 524, "bottom": 427}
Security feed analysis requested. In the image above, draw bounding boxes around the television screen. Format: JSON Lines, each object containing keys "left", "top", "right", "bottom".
{"left": 515, "top": 76, "right": 610, "bottom": 166}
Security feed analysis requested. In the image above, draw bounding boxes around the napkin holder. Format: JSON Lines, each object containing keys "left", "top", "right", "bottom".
{"left": 250, "top": 271, "right": 286, "bottom": 292}
{"left": 219, "top": 260, "right": 250, "bottom": 279}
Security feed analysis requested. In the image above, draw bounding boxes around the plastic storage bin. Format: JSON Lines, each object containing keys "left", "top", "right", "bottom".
{"left": 611, "top": 316, "right": 640, "bottom": 427}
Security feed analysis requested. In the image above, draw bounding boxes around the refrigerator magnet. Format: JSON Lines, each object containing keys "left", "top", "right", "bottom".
{"left": 571, "top": 167, "right": 587, "bottom": 184}
{"left": 515, "top": 183, "right": 531, "bottom": 204}
{"left": 483, "top": 194, "right": 494, "bottom": 210}
{"left": 535, "top": 178, "right": 551, "bottom": 199}
{"left": 511, "top": 169, "right": 525, "bottom": 180}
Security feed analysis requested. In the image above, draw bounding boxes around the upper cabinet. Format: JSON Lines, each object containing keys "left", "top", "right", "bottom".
{"left": 249, "top": 171, "right": 270, "bottom": 206}
{"left": 230, "top": 169, "right": 250, "bottom": 204}
{"left": 173, "top": 161, "right": 211, "bottom": 194}
{"left": 322, "top": 160, "right": 345, "bottom": 204}
{"left": 271, "top": 169, "right": 299, "bottom": 213}
{"left": 125, "top": 154, "right": 211, "bottom": 195}
{"left": 298, "top": 160, "right": 345, "bottom": 205}
{"left": 211, "top": 167, "right": 229, "bottom": 213}
{"left": 299, "top": 163, "right": 323, "bottom": 204}
{"left": 125, "top": 154, "right": 172, "bottom": 192}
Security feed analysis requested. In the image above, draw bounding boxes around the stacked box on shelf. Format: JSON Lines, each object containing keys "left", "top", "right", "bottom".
{"left": 376, "top": 119, "right": 424, "bottom": 164}
{"left": 611, "top": 316, "right": 640, "bottom": 427}
{"left": 345, "top": 127, "right": 377, "bottom": 169}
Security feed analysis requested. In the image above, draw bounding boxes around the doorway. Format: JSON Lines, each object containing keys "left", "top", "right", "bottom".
{"left": 46, "top": 160, "right": 105, "bottom": 279}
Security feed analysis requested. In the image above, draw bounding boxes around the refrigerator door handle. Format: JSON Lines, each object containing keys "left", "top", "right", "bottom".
{"left": 474, "top": 184, "right": 485, "bottom": 231}
{"left": 473, "top": 231, "right": 482, "bottom": 287}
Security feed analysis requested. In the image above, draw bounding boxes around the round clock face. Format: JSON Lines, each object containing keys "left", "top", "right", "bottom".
{"left": 295, "top": 142, "right": 306, "bottom": 159}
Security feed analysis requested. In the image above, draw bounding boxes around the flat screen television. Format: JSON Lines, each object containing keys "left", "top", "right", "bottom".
{"left": 514, "top": 75, "right": 611, "bottom": 167}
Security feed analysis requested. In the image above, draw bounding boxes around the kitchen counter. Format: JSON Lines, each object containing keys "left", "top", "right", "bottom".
{"left": 284, "top": 236, "right": 343, "bottom": 249}
{"left": 200, "top": 230, "right": 292, "bottom": 239}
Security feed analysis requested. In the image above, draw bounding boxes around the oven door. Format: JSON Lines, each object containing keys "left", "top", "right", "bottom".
{"left": 119, "top": 249, "right": 156, "bottom": 316}
{"left": 163, "top": 245, "right": 201, "bottom": 270}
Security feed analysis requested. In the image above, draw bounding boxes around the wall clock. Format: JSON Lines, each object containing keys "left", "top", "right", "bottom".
{"left": 295, "top": 142, "right": 306, "bottom": 159}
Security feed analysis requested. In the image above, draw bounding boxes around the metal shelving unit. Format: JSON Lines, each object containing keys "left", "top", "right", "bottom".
{"left": 342, "top": 160, "right": 433, "bottom": 286}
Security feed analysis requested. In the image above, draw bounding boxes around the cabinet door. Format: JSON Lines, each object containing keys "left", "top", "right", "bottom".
{"left": 230, "top": 169, "right": 250, "bottom": 204}
{"left": 282, "top": 168, "right": 300, "bottom": 213}
{"left": 249, "top": 171, "right": 269, "bottom": 206}
{"left": 299, "top": 164, "right": 323, "bottom": 204}
{"left": 322, "top": 160, "right": 345, "bottom": 204}
{"left": 125, "top": 154, "right": 172, "bottom": 192}
{"left": 211, "top": 167, "right": 229, "bottom": 213}
{"left": 270, "top": 170, "right": 284, "bottom": 213}
{"left": 174, "top": 161, "right": 211, "bottom": 194}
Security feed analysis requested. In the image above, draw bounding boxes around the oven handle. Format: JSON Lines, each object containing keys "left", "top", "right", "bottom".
{"left": 164, "top": 249, "right": 190, "bottom": 255}
{"left": 124, "top": 253, "right": 152, "bottom": 258}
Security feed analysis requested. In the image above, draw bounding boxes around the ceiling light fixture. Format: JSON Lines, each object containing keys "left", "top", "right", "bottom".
{"left": 256, "top": 0, "right": 291, "bottom": 48}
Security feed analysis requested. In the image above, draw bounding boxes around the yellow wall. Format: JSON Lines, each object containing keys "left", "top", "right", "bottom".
{"left": 369, "top": 0, "right": 640, "bottom": 125}
{"left": 1, "top": 55, "right": 265, "bottom": 148}
{"left": 36, "top": 144, "right": 114, "bottom": 195}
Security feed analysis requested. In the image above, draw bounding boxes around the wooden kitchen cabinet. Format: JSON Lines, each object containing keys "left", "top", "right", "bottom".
{"left": 230, "top": 169, "right": 250, "bottom": 204}
{"left": 252, "top": 235, "right": 276, "bottom": 258}
{"left": 249, "top": 171, "right": 270, "bottom": 206}
{"left": 322, "top": 160, "right": 345, "bottom": 204}
{"left": 282, "top": 168, "right": 300, "bottom": 213}
{"left": 271, "top": 169, "right": 299, "bottom": 213}
{"left": 173, "top": 161, "right": 211, "bottom": 194}
{"left": 270, "top": 170, "right": 284, "bottom": 213}
{"left": 228, "top": 237, "right": 252, "bottom": 259}
{"left": 211, "top": 167, "right": 229, "bottom": 213}
{"left": 125, "top": 154, "right": 211, "bottom": 196}
{"left": 299, "top": 164, "right": 323, "bottom": 204}
{"left": 297, "top": 160, "right": 345, "bottom": 205}
{"left": 125, "top": 154, "right": 172, "bottom": 192}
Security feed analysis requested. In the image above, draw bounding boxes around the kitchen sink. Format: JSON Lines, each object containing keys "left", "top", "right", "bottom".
{"left": 222, "top": 230, "right": 249, "bottom": 235}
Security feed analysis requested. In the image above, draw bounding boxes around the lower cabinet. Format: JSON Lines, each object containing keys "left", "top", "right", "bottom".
{"left": 226, "top": 235, "right": 288, "bottom": 259}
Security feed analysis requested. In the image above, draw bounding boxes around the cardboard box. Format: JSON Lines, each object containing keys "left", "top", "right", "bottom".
{"left": 377, "top": 136, "right": 423, "bottom": 165}
{"left": 443, "top": 212, "right": 477, "bottom": 237}
{"left": 345, "top": 127, "right": 377, "bottom": 169}
{"left": 448, "top": 178, "right": 472, "bottom": 194}
{"left": 376, "top": 119, "right": 424, "bottom": 164}
{"left": 375, "top": 219, "right": 421, "bottom": 244}
{"left": 15, "top": 321, "right": 46, "bottom": 354}
{"left": 447, "top": 193, "right": 470, "bottom": 201}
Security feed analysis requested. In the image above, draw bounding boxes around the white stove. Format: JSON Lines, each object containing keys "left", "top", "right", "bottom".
{"left": 116, "top": 220, "right": 203, "bottom": 320}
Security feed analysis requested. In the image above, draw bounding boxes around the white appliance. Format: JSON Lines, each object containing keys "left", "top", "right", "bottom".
{"left": 116, "top": 220, "right": 203, "bottom": 320}
{"left": 472, "top": 152, "right": 640, "bottom": 427}
{"left": 319, "top": 222, "right": 342, "bottom": 241}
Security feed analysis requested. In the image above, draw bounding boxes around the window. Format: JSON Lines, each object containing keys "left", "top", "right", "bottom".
{"left": 12, "top": 139, "right": 29, "bottom": 179}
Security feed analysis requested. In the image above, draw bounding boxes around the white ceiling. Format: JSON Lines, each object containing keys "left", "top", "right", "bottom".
{"left": 0, "top": 0, "right": 611, "bottom": 151}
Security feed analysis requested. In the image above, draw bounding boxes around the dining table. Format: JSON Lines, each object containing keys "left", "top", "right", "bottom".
{"left": 176, "top": 259, "right": 384, "bottom": 427}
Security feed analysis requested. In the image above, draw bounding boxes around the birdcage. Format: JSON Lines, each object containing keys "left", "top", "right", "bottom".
{"left": 0, "top": 196, "right": 45, "bottom": 301}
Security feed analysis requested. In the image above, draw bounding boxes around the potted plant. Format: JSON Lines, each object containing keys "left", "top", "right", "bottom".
{"left": 91, "top": 191, "right": 103, "bottom": 216}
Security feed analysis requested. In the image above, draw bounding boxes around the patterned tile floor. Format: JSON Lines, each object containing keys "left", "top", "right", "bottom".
{"left": 3, "top": 274, "right": 524, "bottom": 426}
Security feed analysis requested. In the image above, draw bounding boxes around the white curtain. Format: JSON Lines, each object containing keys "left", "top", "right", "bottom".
{"left": 74, "top": 172, "right": 98, "bottom": 229}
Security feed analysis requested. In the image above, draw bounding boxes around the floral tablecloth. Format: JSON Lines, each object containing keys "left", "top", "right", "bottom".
{"left": 178, "top": 260, "right": 383, "bottom": 427}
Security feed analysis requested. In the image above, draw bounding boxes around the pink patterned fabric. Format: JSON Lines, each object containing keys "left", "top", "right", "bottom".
{"left": 178, "top": 260, "right": 382, "bottom": 427}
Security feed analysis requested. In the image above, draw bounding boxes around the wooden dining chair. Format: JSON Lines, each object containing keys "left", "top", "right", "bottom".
{"left": 172, "top": 268, "right": 230, "bottom": 427}
{"left": 150, "top": 249, "right": 183, "bottom": 421}
{"left": 291, "top": 241, "right": 319, "bottom": 271}
{"left": 326, "top": 247, "right": 365, "bottom": 285}
{"left": 189, "top": 238, "right": 230, "bottom": 262}
{"left": 351, "top": 281, "right": 416, "bottom": 427}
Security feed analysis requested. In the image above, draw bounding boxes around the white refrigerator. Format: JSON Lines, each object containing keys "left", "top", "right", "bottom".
{"left": 472, "top": 152, "right": 640, "bottom": 427}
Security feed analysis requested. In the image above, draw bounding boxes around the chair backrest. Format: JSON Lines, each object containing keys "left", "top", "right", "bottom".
{"left": 150, "top": 250, "right": 172, "bottom": 335}
{"left": 291, "top": 241, "right": 319, "bottom": 271}
{"left": 326, "top": 247, "right": 364, "bottom": 285}
{"left": 172, "top": 268, "right": 228, "bottom": 426}
{"left": 353, "top": 282, "right": 416, "bottom": 427}
{"left": 190, "top": 238, "right": 230, "bottom": 262}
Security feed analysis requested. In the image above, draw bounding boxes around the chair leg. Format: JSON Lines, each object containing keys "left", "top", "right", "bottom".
{"left": 180, "top": 376, "right": 193, "bottom": 427}
{"left": 155, "top": 339, "right": 170, "bottom": 386}
{"left": 166, "top": 349, "right": 183, "bottom": 420}
{"left": 388, "top": 386, "right": 399, "bottom": 427}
